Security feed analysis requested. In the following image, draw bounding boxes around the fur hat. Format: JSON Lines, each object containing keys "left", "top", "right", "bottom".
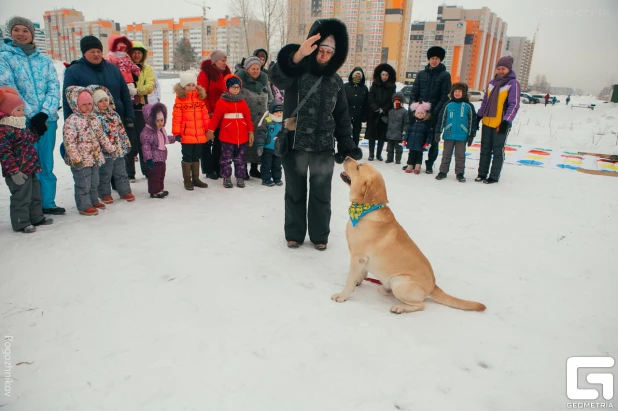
{"left": 225, "top": 74, "right": 242, "bottom": 90}
{"left": 449, "top": 82, "right": 468, "bottom": 99}
{"left": 427, "top": 46, "right": 446, "bottom": 61}
{"left": 92, "top": 89, "right": 109, "bottom": 104}
{"left": 179, "top": 71, "right": 198, "bottom": 88}
{"left": 254, "top": 49, "right": 268, "bottom": 61}
{"left": 210, "top": 50, "right": 227, "bottom": 64}
{"left": 77, "top": 90, "right": 93, "bottom": 108}
{"left": 410, "top": 102, "right": 431, "bottom": 115}
{"left": 80, "top": 35, "right": 103, "bottom": 54}
{"left": 0, "top": 87, "right": 25, "bottom": 117}
{"left": 8, "top": 16, "right": 35, "bottom": 38}
{"left": 496, "top": 56, "right": 514, "bottom": 71}
{"left": 244, "top": 56, "right": 262, "bottom": 70}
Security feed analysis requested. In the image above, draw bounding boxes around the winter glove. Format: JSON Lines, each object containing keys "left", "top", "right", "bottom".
{"left": 30, "top": 112, "right": 49, "bottom": 136}
{"left": 334, "top": 137, "right": 363, "bottom": 164}
{"left": 467, "top": 136, "right": 475, "bottom": 147}
{"left": 146, "top": 160, "right": 155, "bottom": 170}
{"left": 72, "top": 161, "right": 85, "bottom": 171}
{"left": 124, "top": 119, "right": 134, "bottom": 129}
{"left": 127, "top": 83, "right": 138, "bottom": 97}
{"left": 175, "top": 136, "right": 182, "bottom": 143}
{"left": 402, "top": 140, "right": 407, "bottom": 147}
{"left": 434, "top": 132, "right": 441, "bottom": 143}
{"left": 423, "top": 143, "right": 431, "bottom": 150}
{"left": 248, "top": 132, "right": 254, "bottom": 147}
{"left": 10, "top": 171, "right": 28, "bottom": 186}
{"left": 498, "top": 120, "right": 510, "bottom": 134}
{"left": 207, "top": 130, "right": 215, "bottom": 142}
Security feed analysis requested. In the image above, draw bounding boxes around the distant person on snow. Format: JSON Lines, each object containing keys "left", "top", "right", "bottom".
{"left": 544, "top": 93, "right": 550, "bottom": 106}
{"left": 566, "top": 95, "right": 571, "bottom": 105}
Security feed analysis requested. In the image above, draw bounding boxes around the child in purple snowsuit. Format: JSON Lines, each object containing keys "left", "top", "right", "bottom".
{"left": 140, "top": 103, "right": 176, "bottom": 198}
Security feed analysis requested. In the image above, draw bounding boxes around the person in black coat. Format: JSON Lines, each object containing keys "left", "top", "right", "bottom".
{"left": 366, "top": 63, "right": 396, "bottom": 161}
{"left": 344, "top": 67, "right": 368, "bottom": 147}
{"left": 410, "top": 46, "right": 452, "bottom": 173}
{"left": 269, "top": 18, "right": 362, "bottom": 251}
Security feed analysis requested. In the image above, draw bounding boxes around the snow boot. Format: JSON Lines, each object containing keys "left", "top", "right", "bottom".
{"left": 80, "top": 207, "right": 99, "bottom": 216}
{"left": 474, "top": 175, "right": 486, "bottom": 182}
{"left": 262, "top": 179, "right": 275, "bottom": 187}
{"left": 236, "top": 178, "right": 245, "bottom": 188}
{"left": 456, "top": 174, "right": 466, "bottom": 183}
{"left": 249, "top": 164, "right": 261, "bottom": 179}
{"left": 223, "top": 178, "right": 233, "bottom": 188}
{"left": 20, "top": 225, "right": 36, "bottom": 233}
{"left": 435, "top": 172, "right": 447, "bottom": 180}
{"left": 191, "top": 162, "right": 208, "bottom": 188}
{"left": 33, "top": 217, "right": 54, "bottom": 226}
{"left": 182, "top": 162, "right": 194, "bottom": 190}
{"left": 483, "top": 177, "right": 498, "bottom": 184}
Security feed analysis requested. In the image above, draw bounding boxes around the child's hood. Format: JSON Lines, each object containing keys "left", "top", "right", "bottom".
{"left": 65, "top": 86, "right": 92, "bottom": 116}
{"left": 87, "top": 85, "right": 116, "bottom": 114}
{"left": 173, "top": 83, "right": 206, "bottom": 100}
{"left": 108, "top": 35, "right": 133, "bottom": 53}
{"left": 143, "top": 103, "right": 168, "bottom": 129}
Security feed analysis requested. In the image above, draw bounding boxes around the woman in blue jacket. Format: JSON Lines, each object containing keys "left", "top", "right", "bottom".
{"left": 0, "top": 17, "right": 65, "bottom": 215}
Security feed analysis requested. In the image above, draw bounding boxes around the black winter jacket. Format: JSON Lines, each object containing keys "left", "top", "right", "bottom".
{"left": 410, "top": 63, "right": 451, "bottom": 122}
{"left": 344, "top": 67, "right": 368, "bottom": 124}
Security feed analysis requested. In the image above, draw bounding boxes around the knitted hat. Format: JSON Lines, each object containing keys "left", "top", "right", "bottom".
{"left": 496, "top": 56, "right": 514, "bottom": 71}
{"left": 77, "top": 90, "right": 93, "bottom": 107}
{"left": 269, "top": 98, "right": 283, "bottom": 113}
{"left": 450, "top": 82, "right": 468, "bottom": 98}
{"left": 210, "top": 49, "right": 227, "bottom": 64}
{"left": 179, "top": 71, "right": 197, "bottom": 88}
{"left": 255, "top": 49, "right": 267, "bottom": 59}
{"left": 92, "top": 89, "right": 109, "bottom": 104}
{"left": 80, "top": 35, "right": 103, "bottom": 54}
{"left": 8, "top": 16, "right": 35, "bottom": 38}
{"left": 225, "top": 75, "right": 242, "bottom": 90}
{"left": 319, "top": 35, "right": 336, "bottom": 52}
{"left": 393, "top": 92, "right": 404, "bottom": 102}
{"left": 244, "top": 56, "right": 262, "bottom": 70}
{"left": 410, "top": 101, "right": 431, "bottom": 115}
{"left": 0, "top": 87, "right": 25, "bottom": 117}
{"left": 156, "top": 111, "right": 164, "bottom": 121}
{"left": 427, "top": 46, "right": 446, "bottom": 61}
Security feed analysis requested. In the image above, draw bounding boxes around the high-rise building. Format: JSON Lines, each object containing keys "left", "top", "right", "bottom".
{"left": 286, "top": 0, "right": 414, "bottom": 79}
{"left": 43, "top": 9, "right": 84, "bottom": 61}
{"left": 506, "top": 36, "right": 535, "bottom": 91}
{"left": 33, "top": 23, "right": 47, "bottom": 55}
{"left": 62, "top": 20, "right": 121, "bottom": 61}
{"left": 407, "top": 6, "right": 507, "bottom": 90}
{"left": 122, "top": 16, "right": 266, "bottom": 71}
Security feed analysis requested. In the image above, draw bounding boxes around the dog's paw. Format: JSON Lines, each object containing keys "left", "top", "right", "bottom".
{"left": 331, "top": 293, "right": 348, "bottom": 303}
{"left": 390, "top": 305, "right": 406, "bottom": 314}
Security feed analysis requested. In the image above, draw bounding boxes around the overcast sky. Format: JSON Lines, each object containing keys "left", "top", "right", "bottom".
{"left": 2, "top": 0, "right": 616, "bottom": 94}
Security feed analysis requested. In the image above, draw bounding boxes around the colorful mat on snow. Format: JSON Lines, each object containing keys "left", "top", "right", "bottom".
{"left": 358, "top": 140, "right": 618, "bottom": 173}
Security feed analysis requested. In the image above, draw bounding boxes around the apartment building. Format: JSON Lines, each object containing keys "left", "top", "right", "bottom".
{"left": 286, "top": 0, "right": 414, "bottom": 79}
{"left": 505, "top": 36, "right": 535, "bottom": 90}
{"left": 43, "top": 9, "right": 84, "bottom": 61}
{"left": 33, "top": 23, "right": 47, "bottom": 55}
{"left": 407, "top": 6, "right": 507, "bottom": 90}
{"left": 122, "top": 17, "right": 265, "bottom": 71}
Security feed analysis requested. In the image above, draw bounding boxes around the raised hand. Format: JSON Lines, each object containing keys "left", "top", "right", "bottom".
{"left": 293, "top": 34, "right": 321, "bottom": 63}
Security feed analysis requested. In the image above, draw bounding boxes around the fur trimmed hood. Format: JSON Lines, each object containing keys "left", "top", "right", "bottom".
{"left": 200, "top": 59, "right": 231, "bottom": 81}
{"left": 143, "top": 102, "right": 167, "bottom": 129}
{"left": 372, "top": 64, "right": 397, "bottom": 88}
{"left": 173, "top": 83, "right": 206, "bottom": 100}
{"left": 347, "top": 66, "right": 366, "bottom": 86}
{"left": 87, "top": 85, "right": 116, "bottom": 112}
{"left": 65, "top": 86, "right": 92, "bottom": 116}
{"left": 108, "top": 35, "right": 133, "bottom": 53}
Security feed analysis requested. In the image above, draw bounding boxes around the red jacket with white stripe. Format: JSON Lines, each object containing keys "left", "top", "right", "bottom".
{"left": 207, "top": 92, "right": 254, "bottom": 145}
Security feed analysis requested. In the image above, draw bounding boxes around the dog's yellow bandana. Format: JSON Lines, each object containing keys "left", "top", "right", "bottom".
{"left": 349, "top": 203, "right": 385, "bottom": 227}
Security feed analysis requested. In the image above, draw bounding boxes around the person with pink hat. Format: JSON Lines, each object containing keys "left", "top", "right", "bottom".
{"left": 0, "top": 86, "right": 54, "bottom": 233}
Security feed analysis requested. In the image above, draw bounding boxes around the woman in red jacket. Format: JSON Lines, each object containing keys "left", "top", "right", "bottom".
{"left": 207, "top": 75, "right": 254, "bottom": 189}
{"left": 197, "top": 50, "right": 231, "bottom": 180}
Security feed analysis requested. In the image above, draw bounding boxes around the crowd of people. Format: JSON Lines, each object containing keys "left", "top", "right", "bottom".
{"left": 0, "top": 16, "right": 520, "bottom": 246}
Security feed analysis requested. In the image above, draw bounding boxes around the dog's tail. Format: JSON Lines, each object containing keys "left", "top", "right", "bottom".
{"left": 429, "top": 285, "right": 486, "bottom": 311}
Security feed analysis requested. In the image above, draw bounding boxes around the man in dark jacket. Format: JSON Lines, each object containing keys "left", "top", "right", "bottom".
{"left": 270, "top": 18, "right": 362, "bottom": 251}
{"left": 410, "top": 46, "right": 451, "bottom": 173}
{"left": 63, "top": 36, "right": 134, "bottom": 124}
{"left": 344, "top": 67, "right": 368, "bottom": 147}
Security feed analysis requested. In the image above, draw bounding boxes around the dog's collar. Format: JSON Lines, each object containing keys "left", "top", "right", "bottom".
{"left": 349, "top": 203, "right": 385, "bottom": 227}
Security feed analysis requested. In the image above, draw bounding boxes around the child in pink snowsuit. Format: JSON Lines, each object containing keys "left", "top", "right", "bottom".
{"left": 104, "top": 36, "right": 141, "bottom": 95}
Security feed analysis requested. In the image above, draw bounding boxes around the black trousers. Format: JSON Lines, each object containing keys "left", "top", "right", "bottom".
{"left": 386, "top": 141, "right": 403, "bottom": 162}
{"left": 125, "top": 108, "right": 148, "bottom": 178}
{"left": 201, "top": 131, "right": 221, "bottom": 174}
{"left": 407, "top": 150, "right": 424, "bottom": 166}
{"left": 367, "top": 139, "right": 384, "bottom": 157}
{"left": 351, "top": 119, "right": 362, "bottom": 147}
{"left": 182, "top": 143, "right": 203, "bottom": 163}
{"left": 260, "top": 148, "right": 282, "bottom": 182}
{"left": 281, "top": 149, "right": 335, "bottom": 245}
{"left": 478, "top": 125, "right": 509, "bottom": 181}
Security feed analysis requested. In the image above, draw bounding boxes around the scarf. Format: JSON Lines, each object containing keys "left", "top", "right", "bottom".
{"left": 349, "top": 203, "right": 385, "bottom": 227}
{"left": 12, "top": 41, "right": 37, "bottom": 56}
{"left": 157, "top": 128, "right": 167, "bottom": 151}
{"left": 484, "top": 75, "right": 510, "bottom": 118}
{"left": 0, "top": 116, "right": 27, "bottom": 129}
{"left": 221, "top": 92, "right": 244, "bottom": 102}
{"left": 110, "top": 51, "right": 129, "bottom": 59}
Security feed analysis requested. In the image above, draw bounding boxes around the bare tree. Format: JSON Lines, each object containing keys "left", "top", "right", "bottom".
{"left": 255, "top": 0, "right": 284, "bottom": 57}
{"left": 229, "top": 0, "right": 254, "bottom": 57}
{"left": 275, "top": 0, "right": 289, "bottom": 49}
{"left": 531, "top": 74, "right": 551, "bottom": 93}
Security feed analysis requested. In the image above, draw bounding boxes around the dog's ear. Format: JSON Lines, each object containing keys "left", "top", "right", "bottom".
{"left": 363, "top": 172, "right": 388, "bottom": 204}
{"left": 350, "top": 175, "right": 369, "bottom": 204}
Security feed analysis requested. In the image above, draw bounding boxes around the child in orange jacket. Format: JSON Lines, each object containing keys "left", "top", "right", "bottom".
{"left": 172, "top": 71, "right": 210, "bottom": 191}
{"left": 207, "top": 74, "right": 254, "bottom": 189}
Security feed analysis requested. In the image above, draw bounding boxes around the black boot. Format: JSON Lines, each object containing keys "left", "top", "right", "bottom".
{"left": 376, "top": 140, "right": 384, "bottom": 161}
{"left": 368, "top": 139, "right": 375, "bottom": 161}
{"left": 249, "top": 163, "right": 261, "bottom": 179}
{"left": 425, "top": 161, "right": 433, "bottom": 174}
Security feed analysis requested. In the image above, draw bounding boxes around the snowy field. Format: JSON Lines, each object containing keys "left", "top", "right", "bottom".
{"left": 0, "top": 74, "right": 617, "bottom": 410}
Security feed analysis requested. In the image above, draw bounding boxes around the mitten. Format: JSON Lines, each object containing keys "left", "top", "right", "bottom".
{"left": 146, "top": 160, "right": 155, "bottom": 170}
{"left": 30, "top": 112, "right": 49, "bottom": 136}
{"left": 498, "top": 120, "right": 510, "bottom": 134}
{"left": 175, "top": 136, "right": 182, "bottom": 143}
{"left": 127, "top": 83, "right": 138, "bottom": 97}
{"left": 434, "top": 132, "right": 441, "bottom": 143}
{"left": 72, "top": 161, "right": 85, "bottom": 170}
{"left": 334, "top": 137, "right": 362, "bottom": 164}
{"left": 10, "top": 171, "right": 28, "bottom": 186}
{"left": 467, "top": 136, "right": 475, "bottom": 147}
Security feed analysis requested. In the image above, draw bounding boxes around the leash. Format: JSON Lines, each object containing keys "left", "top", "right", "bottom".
{"left": 364, "top": 277, "right": 382, "bottom": 285}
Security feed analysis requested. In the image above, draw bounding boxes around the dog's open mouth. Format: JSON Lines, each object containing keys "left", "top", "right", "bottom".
{"left": 340, "top": 172, "right": 351, "bottom": 186}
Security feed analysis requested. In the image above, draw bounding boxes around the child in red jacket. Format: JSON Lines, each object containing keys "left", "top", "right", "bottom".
{"left": 207, "top": 74, "right": 254, "bottom": 188}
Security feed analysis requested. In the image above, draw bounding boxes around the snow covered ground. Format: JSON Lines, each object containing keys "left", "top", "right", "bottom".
{"left": 1, "top": 74, "right": 617, "bottom": 410}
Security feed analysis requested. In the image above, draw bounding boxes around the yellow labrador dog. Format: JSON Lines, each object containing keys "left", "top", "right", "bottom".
{"left": 332, "top": 157, "right": 486, "bottom": 314}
